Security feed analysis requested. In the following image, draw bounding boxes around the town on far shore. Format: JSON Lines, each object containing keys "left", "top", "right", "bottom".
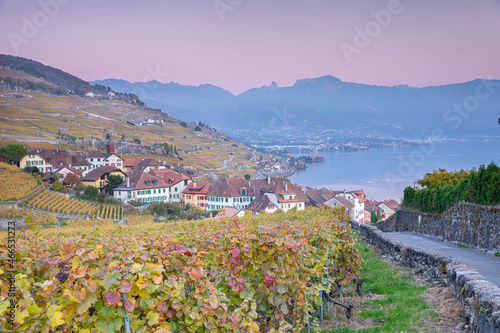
{"left": 13, "top": 139, "right": 401, "bottom": 223}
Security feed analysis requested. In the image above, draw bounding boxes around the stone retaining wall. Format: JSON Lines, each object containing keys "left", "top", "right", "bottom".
{"left": 352, "top": 222, "right": 500, "bottom": 333}
{"left": 394, "top": 202, "right": 500, "bottom": 253}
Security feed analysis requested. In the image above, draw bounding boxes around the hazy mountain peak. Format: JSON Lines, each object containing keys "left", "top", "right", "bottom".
{"left": 292, "top": 75, "right": 344, "bottom": 90}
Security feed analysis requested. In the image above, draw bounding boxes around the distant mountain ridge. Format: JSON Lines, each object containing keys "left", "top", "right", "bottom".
{"left": 93, "top": 75, "right": 500, "bottom": 140}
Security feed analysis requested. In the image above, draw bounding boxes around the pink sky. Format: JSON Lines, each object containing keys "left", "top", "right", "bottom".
{"left": 1, "top": 0, "right": 499, "bottom": 94}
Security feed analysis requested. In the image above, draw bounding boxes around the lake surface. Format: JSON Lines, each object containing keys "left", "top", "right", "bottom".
{"left": 289, "top": 140, "right": 500, "bottom": 201}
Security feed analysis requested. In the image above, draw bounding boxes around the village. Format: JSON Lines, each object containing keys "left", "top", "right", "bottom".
{"left": 15, "top": 139, "right": 401, "bottom": 222}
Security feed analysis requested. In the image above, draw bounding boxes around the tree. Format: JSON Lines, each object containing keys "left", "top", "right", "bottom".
{"left": 51, "top": 181, "right": 63, "bottom": 192}
{"left": 174, "top": 146, "right": 178, "bottom": 156}
{"left": 82, "top": 186, "right": 98, "bottom": 200}
{"left": 105, "top": 175, "right": 124, "bottom": 194}
{"left": 63, "top": 173, "right": 81, "bottom": 187}
{"left": 370, "top": 210, "right": 377, "bottom": 224}
{"left": 244, "top": 174, "right": 251, "bottom": 180}
{"left": 180, "top": 122, "right": 187, "bottom": 128}
{"left": 24, "top": 166, "right": 39, "bottom": 174}
{"left": 134, "top": 138, "right": 141, "bottom": 145}
{"left": 1, "top": 144, "right": 27, "bottom": 164}
{"left": 376, "top": 209, "right": 382, "bottom": 221}
{"left": 106, "top": 133, "right": 111, "bottom": 140}
{"left": 51, "top": 172, "right": 61, "bottom": 183}
{"left": 194, "top": 126, "right": 202, "bottom": 132}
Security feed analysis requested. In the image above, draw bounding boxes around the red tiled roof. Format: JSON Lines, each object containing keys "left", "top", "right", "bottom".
{"left": 123, "top": 158, "right": 142, "bottom": 167}
{"left": 250, "top": 177, "right": 308, "bottom": 204}
{"left": 118, "top": 171, "right": 168, "bottom": 190}
{"left": 182, "top": 182, "right": 211, "bottom": 195}
{"left": 208, "top": 177, "right": 254, "bottom": 197}
{"left": 246, "top": 194, "right": 273, "bottom": 212}
{"left": 305, "top": 188, "right": 339, "bottom": 206}
{"left": 333, "top": 196, "right": 355, "bottom": 209}
{"left": 383, "top": 199, "right": 400, "bottom": 210}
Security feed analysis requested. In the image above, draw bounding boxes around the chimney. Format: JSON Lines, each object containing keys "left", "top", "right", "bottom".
{"left": 228, "top": 171, "right": 234, "bottom": 178}
{"left": 283, "top": 181, "right": 288, "bottom": 192}
{"left": 127, "top": 176, "right": 130, "bottom": 187}
{"left": 193, "top": 181, "right": 197, "bottom": 188}
{"left": 267, "top": 175, "right": 271, "bottom": 185}
{"left": 343, "top": 189, "right": 346, "bottom": 197}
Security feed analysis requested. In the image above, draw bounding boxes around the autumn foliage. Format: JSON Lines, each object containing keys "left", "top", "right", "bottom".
{"left": 0, "top": 206, "right": 363, "bottom": 332}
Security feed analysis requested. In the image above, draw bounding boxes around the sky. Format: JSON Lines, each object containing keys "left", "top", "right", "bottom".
{"left": 1, "top": 0, "right": 500, "bottom": 94}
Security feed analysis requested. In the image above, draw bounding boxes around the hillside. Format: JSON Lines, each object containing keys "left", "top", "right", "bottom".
{"left": 0, "top": 56, "right": 258, "bottom": 175}
{"left": 93, "top": 76, "right": 500, "bottom": 143}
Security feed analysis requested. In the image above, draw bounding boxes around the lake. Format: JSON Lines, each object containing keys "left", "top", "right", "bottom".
{"left": 289, "top": 139, "right": 500, "bottom": 201}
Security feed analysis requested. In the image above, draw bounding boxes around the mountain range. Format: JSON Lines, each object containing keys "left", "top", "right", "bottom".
{"left": 92, "top": 76, "right": 500, "bottom": 141}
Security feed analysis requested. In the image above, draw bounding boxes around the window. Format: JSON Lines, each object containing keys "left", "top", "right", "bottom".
{"left": 100, "top": 181, "right": 104, "bottom": 187}
{"left": 90, "top": 158, "right": 94, "bottom": 162}
{"left": 98, "top": 158, "right": 101, "bottom": 162}
{"left": 242, "top": 189, "right": 247, "bottom": 196}
{"left": 26, "top": 161, "right": 31, "bottom": 166}
{"left": 175, "top": 188, "right": 178, "bottom": 192}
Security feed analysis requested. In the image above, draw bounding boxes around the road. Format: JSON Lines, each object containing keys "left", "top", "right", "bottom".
{"left": 386, "top": 232, "right": 500, "bottom": 289}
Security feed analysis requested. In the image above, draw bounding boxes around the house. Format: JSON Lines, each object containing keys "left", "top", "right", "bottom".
{"left": 325, "top": 196, "right": 359, "bottom": 222}
{"left": 70, "top": 155, "right": 92, "bottom": 176}
{"left": 84, "top": 151, "right": 106, "bottom": 170}
{"left": 103, "top": 154, "right": 123, "bottom": 170}
{"left": 208, "top": 175, "right": 254, "bottom": 210}
{"left": 246, "top": 194, "right": 277, "bottom": 215}
{"left": 134, "top": 159, "right": 161, "bottom": 173}
{"left": 149, "top": 169, "right": 192, "bottom": 203}
{"left": 305, "top": 188, "right": 340, "bottom": 207}
{"left": 122, "top": 158, "right": 142, "bottom": 172}
{"left": 80, "top": 166, "right": 127, "bottom": 193}
{"left": 334, "top": 190, "right": 366, "bottom": 224}
{"left": 250, "top": 176, "right": 308, "bottom": 213}
{"left": 51, "top": 152, "right": 92, "bottom": 177}
{"left": 377, "top": 199, "right": 401, "bottom": 220}
{"left": 209, "top": 207, "right": 246, "bottom": 220}
{"left": 53, "top": 166, "right": 82, "bottom": 181}
{"left": 20, "top": 149, "right": 55, "bottom": 172}
{"left": 183, "top": 182, "right": 211, "bottom": 211}
{"left": 113, "top": 171, "right": 170, "bottom": 204}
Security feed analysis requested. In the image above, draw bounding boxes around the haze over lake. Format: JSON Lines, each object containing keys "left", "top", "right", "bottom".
{"left": 289, "top": 140, "right": 500, "bottom": 201}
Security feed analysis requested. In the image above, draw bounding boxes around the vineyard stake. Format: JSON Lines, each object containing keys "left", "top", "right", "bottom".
{"left": 122, "top": 293, "right": 131, "bottom": 333}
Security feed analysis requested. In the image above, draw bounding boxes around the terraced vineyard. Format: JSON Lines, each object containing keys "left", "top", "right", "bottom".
{"left": 0, "top": 162, "right": 39, "bottom": 201}
{"left": 98, "top": 204, "right": 123, "bottom": 220}
{"left": 0, "top": 205, "right": 58, "bottom": 225}
{"left": 25, "top": 190, "right": 123, "bottom": 220}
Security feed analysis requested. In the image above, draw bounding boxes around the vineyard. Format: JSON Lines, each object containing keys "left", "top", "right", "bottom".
{"left": 0, "top": 162, "right": 39, "bottom": 201}
{"left": 0, "top": 205, "right": 58, "bottom": 225}
{"left": 0, "top": 206, "right": 363, "bottom": 332}
{"left": 25, "top": 190, "right": 123, "bottom": 220}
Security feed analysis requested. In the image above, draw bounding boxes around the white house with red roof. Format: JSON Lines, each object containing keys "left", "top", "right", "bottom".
{"left": 148, "top": 169, "right": 192, "bottom": 203}
{"left": 207, "top": 175, "right": 255, "bottom": 211}
{"left": 113, "top": 171, "right": 170, "bottom": 204}
{"left": 247, "top": 176, "right": 307, "bottom": 213}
